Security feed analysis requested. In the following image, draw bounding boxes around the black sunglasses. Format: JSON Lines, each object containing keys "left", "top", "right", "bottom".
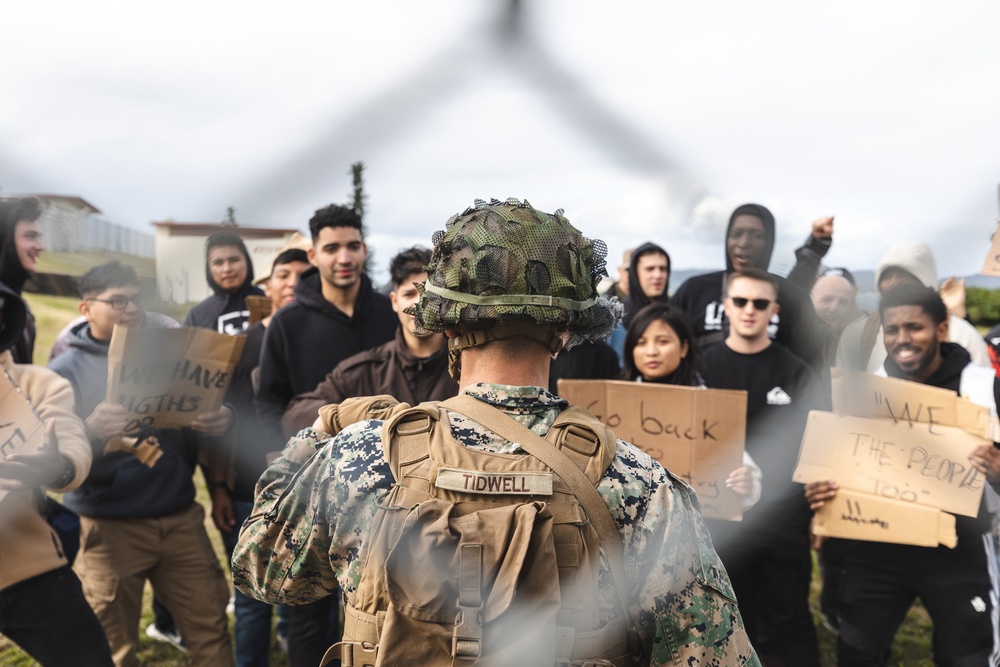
{"left": 729, "top": 297, "right": 772, "bottom": 311}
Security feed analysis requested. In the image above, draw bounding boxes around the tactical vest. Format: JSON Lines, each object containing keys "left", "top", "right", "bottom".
{"left": 325, "top": 395, "right": 634, "bottom": 667}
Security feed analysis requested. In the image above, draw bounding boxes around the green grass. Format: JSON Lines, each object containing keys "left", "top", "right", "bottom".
{"left": 36, "top": 251, "right": 156, "bottom": 279}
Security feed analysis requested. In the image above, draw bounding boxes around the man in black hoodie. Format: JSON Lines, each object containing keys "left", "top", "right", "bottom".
{"left": 671, "top": 203, "right": 824, "bottom": 371}
{"left": 806, "top": 284, "right": 1000, "bottom": 666}
{"left": 255, "top": 204, "right": 396, "bottom": 667}
{"left": 183, "top": 231, "right": 264, "bottom": 335}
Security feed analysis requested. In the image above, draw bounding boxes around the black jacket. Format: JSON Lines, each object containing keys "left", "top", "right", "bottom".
{"left": 255, "top": 268, "right": 397, "bottom": 442}
{"left": 670, "top": 203, "right": 825, "bottom": 371}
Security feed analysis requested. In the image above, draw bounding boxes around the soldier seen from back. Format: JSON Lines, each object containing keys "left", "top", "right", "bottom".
{"left": 233, "top": 197, "right": 759, "bottom": 667}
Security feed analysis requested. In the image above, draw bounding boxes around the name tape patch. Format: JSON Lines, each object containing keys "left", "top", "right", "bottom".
{"left": 435, "top": 467, "right": 553, "bottom": 496}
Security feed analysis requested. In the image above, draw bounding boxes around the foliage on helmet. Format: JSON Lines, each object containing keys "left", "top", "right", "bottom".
{"left": 410, "top": 198, "right": 622, "bottom": 347}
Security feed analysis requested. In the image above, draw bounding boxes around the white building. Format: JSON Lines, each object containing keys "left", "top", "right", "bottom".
{"left": 153, "top": 221, "right": 300, "bottom": 304}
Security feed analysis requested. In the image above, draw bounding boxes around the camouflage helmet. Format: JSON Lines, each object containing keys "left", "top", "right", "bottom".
{"left": 410, "top": 198, "right": 622, "bottom": 376}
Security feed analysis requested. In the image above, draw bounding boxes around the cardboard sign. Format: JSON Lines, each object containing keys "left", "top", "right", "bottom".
{"left": 794, "top": 411, "right": 986, "bottom": 518}
{"left": 559, "top": 380, "right": 747, "bottom": 520}
{"left": 107, "top": 325, "right": 245, "bottom": 430}
{"left": 246, "top": 295, "right": 272, "bottom": 327}
{"left": 981, "top": 220, "right": 1000, "bottom": 276}
{"left": 812, "top": 488, "right": 957, "bottom": 548}
{"left": 831, "top": 368, "right": 995, "bottom": 440}
{"left": 0, "top": 369, "right": 46, "bottom": 505}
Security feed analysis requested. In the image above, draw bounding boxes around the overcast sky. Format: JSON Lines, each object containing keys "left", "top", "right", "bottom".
{"left": 2, "top": 1, "right": 999, "bottom": 284}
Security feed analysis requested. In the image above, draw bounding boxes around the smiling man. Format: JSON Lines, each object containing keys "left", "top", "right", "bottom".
{"left": 699, "top": 267, "right": 823, "bottom": 667}
{"left": 48, "top": 261, "right": 234, "bottom": 667}
{"left": 281, "top": 245, "right": 456, "bottom": 436}
{"left": 253, "top": 204, "right": 396, "bottom": 667}
{"left": 807, "top": 283, "right": 1000, "bottom": 666}
{"left": 0, "top": 196, "right": 46, "bottom": 363}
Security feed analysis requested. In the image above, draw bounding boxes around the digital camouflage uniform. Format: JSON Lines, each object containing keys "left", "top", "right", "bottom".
{"left": 232, "top": 383, "right": 758, "bottom": 666}
{"left": 233, "top": 198, "right": 757, "bottom": 666}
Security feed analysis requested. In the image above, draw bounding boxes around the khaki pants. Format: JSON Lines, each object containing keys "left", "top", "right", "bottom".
{"left": 78, "top": 503, "right": 233, "bottom": 667}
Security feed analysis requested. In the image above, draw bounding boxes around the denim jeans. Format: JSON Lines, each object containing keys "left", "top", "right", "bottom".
{"left": 0, "top": 565, "right": 114, "bottom": 667}
{"left": 224, "top": 500, "right": 276, "bottom": 667}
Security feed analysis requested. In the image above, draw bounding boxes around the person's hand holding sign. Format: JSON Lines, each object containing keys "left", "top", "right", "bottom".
{"left": 0, "top": 421, "right": 71, "bottom": 490}
{"left": 725, "top": 466, "right": 754, "bottom": 498}
{"left": 191, "top": 406, "right": 233, "bottom": 437}
{"left": 969, "top": 445, "right": 1000, "bottom": 485}
{"left": 85, "top": 402, "right": 129, "bottom": 442}
{"left": 804, "top": 480, "right": 838, "bottom": 511}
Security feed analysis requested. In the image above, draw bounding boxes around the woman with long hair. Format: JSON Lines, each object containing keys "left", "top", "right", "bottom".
{"left": 622, "top": 302, "right": 761, "bottom": 507}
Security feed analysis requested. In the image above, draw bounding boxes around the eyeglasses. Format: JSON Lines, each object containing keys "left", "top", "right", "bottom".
{"left": 88, "top": 294, "right": 147, "bottom": 310}
{"left": 729, "top": 297, "right": 773, "bottom": 311}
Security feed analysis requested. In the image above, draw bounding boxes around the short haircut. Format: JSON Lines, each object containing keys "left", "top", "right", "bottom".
{"left": 78, "top": 261, "right": 139, "bottom": 298}
{"left": 879, "top": 283, "right": 947, "bottom": 326}
{"left": 271, "top": 248, "right": 309, "bottom": 269}
{"left": 727, "top": 268, "right": 779, "bottom": 298}
{"left": 308, "top": 204, "right": 362, "bottom": 241}
{"left": 390, "top": 246, "right": 431, "bottom": 288}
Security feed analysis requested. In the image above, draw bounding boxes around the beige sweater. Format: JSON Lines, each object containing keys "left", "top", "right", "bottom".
{"left": 0, "top": 350, "right": 91, "bottom": 590}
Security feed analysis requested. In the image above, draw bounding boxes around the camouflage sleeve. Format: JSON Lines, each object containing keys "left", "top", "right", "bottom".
{"left": 232, "top": 421, "right": 393, "bottom": 606}
{"left": 631, "top": 463, "right": 760, "bottom": 667}
{"left": 601, "top": 440, "right": 756, "bottom": 664}
{"left": 231, "top": 426, "right": 338, "bottom": 604}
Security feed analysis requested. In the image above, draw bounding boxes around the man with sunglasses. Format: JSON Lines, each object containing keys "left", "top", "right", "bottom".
{"left": 700, "top": 268, "right": 823, "bottom": 667}
{"left": 48, "top": 261, "right": 234, "bottom": 667}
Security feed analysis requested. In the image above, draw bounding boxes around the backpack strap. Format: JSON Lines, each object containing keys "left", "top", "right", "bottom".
{"left": 440, "top": 394, "right": 634, "bottom": 635}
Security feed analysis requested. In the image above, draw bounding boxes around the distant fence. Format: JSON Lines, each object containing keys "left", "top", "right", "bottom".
{"left": 38, "top": 214, "right": 154, "bottom": 257}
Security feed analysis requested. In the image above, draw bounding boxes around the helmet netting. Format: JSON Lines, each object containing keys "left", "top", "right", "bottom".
{"left": 409, "top": 198, "right": 622, "bottom": 347}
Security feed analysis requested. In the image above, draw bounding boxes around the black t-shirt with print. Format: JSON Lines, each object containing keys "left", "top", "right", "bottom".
{"left": 701, "top": 341, "right": 822, "bottom": 536}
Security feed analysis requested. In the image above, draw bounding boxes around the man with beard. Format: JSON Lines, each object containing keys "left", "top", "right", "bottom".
{"left": 806, "top": 283, "right": 1000, "bottom": 666}
{"left": 671, "top": 203, "right": 824, "bottom": 371}
{"left": 836, "top": 241, "right": 989, "bottom": 372}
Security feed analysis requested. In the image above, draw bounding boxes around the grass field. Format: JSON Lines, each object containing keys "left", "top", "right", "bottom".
{"left": 1, "top": 293, "right": 938, "bottom": 665}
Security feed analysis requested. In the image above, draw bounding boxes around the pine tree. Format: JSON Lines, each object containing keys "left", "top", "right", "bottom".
{"left": 349, "top": 162, "right": 373, "bottom": 274}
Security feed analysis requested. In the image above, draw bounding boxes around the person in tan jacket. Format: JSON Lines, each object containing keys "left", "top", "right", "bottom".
{"left": 0, "top": 282, "right": 113, "bottom": 666}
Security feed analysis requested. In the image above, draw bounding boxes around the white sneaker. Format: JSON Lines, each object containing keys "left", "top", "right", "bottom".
{"left": 226, "top": 594, "right": 235, "bottom": 615}
{"left": 145, "top": 622, "right": 186, "bottom": 652}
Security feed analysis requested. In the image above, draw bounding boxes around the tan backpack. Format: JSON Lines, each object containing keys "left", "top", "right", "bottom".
{"left": 323, "top": 394, "right": 635, "bottom": 667}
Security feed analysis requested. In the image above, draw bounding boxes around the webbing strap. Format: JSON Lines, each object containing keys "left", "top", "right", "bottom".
{"left": 440, "top": 395, "right": 633, "bottom": 631}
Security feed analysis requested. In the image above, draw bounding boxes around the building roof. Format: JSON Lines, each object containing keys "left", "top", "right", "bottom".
{"left": 2, "top": 193, "right": 102, "bottom": 214}
{"left": 151, "top": 221, "right": 301, "bottom": 238}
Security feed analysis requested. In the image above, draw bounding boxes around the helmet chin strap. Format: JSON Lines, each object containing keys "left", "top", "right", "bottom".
{"left": 446, "top": 322, "right": 564, "bottom": 381}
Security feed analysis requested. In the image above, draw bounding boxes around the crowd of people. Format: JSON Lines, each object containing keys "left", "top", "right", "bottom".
{"left": 1, "top": 194, "right": 999, "bottom": 667}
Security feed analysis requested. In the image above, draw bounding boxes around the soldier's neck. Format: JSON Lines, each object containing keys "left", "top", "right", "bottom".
{"left": 459, "top": 347, "right": 551, "bottom": 392}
